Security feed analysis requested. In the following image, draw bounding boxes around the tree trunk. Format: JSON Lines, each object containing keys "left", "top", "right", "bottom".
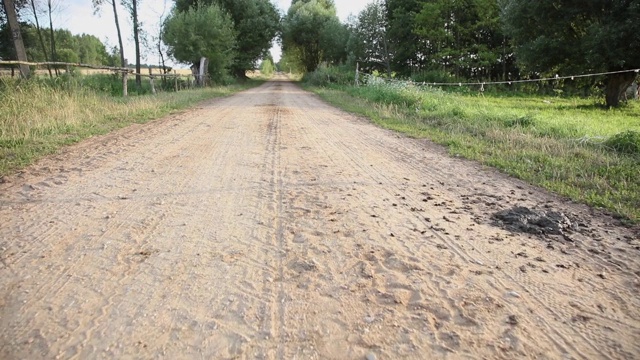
{"left": 47, "top": 0, "right": 58, "bottom": 76}
{"left": 158, "top": 40, "right": 166, "bottom": 86}
{"left": 29, "top": 0, "right": 52, "bottom": 77}
{"left": 110, "top": 0, "right": 125, "bottom": 68}
{"left": 131, "top": 0, "right": 141, "bottom": 90}
{"left": 2, "top": 0, "right": 30, "bottom": 78}
{"left": 383, "top": 34, "right": 391, "bottom": 79}
{"left": 233, "top": 67, "right": 248, "bottom": 80}
{"left": 605, "top": 72, "right": 637, "bottom": 108}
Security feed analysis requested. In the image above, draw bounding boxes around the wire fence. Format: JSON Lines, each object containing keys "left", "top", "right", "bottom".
{"left": 0, "top": 60, "right": 210, "bottom": 97}
{"left": 355, "top": 65, "right": 640, "bottom": 96}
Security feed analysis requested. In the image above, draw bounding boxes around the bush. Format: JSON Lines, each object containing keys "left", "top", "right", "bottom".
{"left": 503, "top": 114, "right": 537, "bottom": 128}
{"left": 605, "top": 130, "right": 640, "bottom": 155}
{"left": 411, "top": 69, "right": 456, "bottom": 84}
{"left": 260, "top": 59, "right": 275, "bottom": 77}
{"left": 303, "top": 65, "right": 354, "bottom": 86}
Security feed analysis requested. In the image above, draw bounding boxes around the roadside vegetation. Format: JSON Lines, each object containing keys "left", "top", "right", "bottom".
{"left": 1, "top": 0, "right": 278, "bottom": 176}
{"left": 0, "top": 75, "right": 260, "bottom": 176}
{"left": 273, "top": 0, "right": 639, "bottom": 222}
{"left": 302, "top": 67, "right": 640, "bottom": 222}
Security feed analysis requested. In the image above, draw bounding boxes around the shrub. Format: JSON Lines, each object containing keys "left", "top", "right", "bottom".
{"left": 503, "top": 114, "right": 537, "bottom": 128}
{"left": 303, "top": 65, "right": 354, "bottom": 86}
{"left": 605, "top": 130, "right": 640, "bottom": 155}
{"left": 260, "top": 59, "right": 275, "bottom": 77}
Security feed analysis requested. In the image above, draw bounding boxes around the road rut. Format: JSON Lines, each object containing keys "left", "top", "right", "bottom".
{"left": 1, "top": 77, "right": 639, "bottom": 359}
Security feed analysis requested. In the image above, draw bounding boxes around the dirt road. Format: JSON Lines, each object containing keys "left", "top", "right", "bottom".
{"left": 1, "top": 77, "right": 639, "bottom": 359}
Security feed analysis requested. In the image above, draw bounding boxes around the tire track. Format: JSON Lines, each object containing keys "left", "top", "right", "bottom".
{"left": 1, "top": 77, "right": 638, "bottom": 359}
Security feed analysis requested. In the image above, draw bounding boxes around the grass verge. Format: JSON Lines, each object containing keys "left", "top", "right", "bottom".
{"left": 305, "top": 83, "right": 640, "bottom": 223}
{"left": 0, "top": 78, "right": 262, "bottom": 176}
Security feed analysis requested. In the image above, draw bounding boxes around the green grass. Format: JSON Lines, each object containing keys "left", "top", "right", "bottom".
{"left": 305, "top": 82, "right": 640, "bottom": 223}
{"left": 0, "top": 77, "right": 261, "bottom": 176}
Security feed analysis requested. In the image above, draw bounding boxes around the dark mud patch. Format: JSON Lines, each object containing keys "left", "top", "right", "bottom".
{"left": 492, "top": 206, "right": 578, "bottom": 235}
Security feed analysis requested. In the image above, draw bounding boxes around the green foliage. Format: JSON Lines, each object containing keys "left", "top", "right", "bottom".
{"left": 278, "top": 47, "right": 305, "bottom": 74}
{"left": 302, "top": 64, "right": 353, "bottom": 86}
{"left": 0, "top": 21, "right": 37, "bottom": 60}
{"left": 162, "top": 4, "right": 236, "bottom": 79}
{"left": 411, "top": 70, "right": 456, "bottom": 84}
{"left": 385, "top": 0, "right": 426, "bottom": 73}
{"left": 260, "top": 58, "right": 274, "bottom": 77}
{"left": 503, "top": 114, "right": 536, "bottom": 128}
{"left": 351, "top": 0, "right": 392, "bottom": 76}
{"left": 56, "top": 48, "right": 79, "bottom": 63}
{"left": 501, "top": 0, "right": 640, "bottom": 107}
{"left": 413, "top": 0, "right": 508, "bottom": 81}
{"left": 605, "top": 131, "right": 640, "bottom": 156}
{"left": 0, "top": 23, "right": 114, "bottom": 65}
{"left": 282, "top": 0, "right": 345, "bottom": 72}
{"left": 174, "top": 0, "right": 280, "bottom": 78}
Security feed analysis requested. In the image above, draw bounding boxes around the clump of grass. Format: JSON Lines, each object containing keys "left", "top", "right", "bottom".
{"left": 605, "top": 130, "right": 640, "bottom": 155}
{"left": 503, "top": 114, "right": 536, "bottom": 128}
{"left": 306, "top": 81, "right": 640, "bottom": 222}
{"left": 0, "top": 77, "right": 258, "bottom": 176}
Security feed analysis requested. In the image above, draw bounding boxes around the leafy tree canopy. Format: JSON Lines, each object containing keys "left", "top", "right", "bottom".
{"left": 162, "top": 3, "right": 236, "bottom": 79}
{"left": 282, "top": 0, "right": 344, "bottom": 72}
{"left": 501, "top": 0, "right": 640, "bottom": 107}
{"left": 174, "top": 0, "right": 280, "bottom": 78}
{"left": 351, "top": 0, "right": 393, "bottom": 76}
{"left": 0, "top": 23, "right": 115, "bottom": 65}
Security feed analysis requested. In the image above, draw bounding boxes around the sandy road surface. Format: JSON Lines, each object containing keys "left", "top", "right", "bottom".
{"left": 1, "top": 76, "right": 639, "bottom": 359}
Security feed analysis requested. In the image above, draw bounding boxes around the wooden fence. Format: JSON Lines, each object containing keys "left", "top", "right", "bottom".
{"left": 0, "top": 60, "right": 209, "bottom": 97}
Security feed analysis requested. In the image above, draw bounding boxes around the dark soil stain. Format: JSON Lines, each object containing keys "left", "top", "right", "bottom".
{"left": 492, "top": 206, "right": 578, "bottom": 235}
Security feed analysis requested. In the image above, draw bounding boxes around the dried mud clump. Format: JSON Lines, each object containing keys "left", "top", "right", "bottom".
{"left": 492, "top": 206, "right": 577, "bottom": 235}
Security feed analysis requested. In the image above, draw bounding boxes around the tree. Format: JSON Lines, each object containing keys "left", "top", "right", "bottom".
{"left": 319, "top": 15, "right": 348, "bottom": 64}
{"left": 412, "top": 0, "right": 508, "bottom": 81}
{"left": 27, "top": 0, "right": 52, "bottom": 76}
{"left": 174, "top": 0, "right": 280, "bottom": 79}
{"left": 260, "top": 55, "right": 274, "bottom": 77}
{"left": 121, "top": 0, "right": 142, "bottom": 88}
{"left": 162, "top": 4, "right": 235, "bottom": 80}
{"left": 282, "top": 0, "right": 343, "bottom": 72}
{"left": 501, "top": 0, "right": 640, "bottom": 107}
{"left": 92, "top": 0, "right": 126, "bottom": 68}
{"left": 77, "top": 34, "right": 112, "bottom": 64}
{"left": 278, "top": 46, "right": 304, "bottom": 74}
{"left": 45, "top": 0, "right": 57, "bottom": 73}
{"left": 0, "top": 0, "right": 27, "bottom": 26}
{"left": 353, "top": 0, "right": 393, "bottom": 77}
{"left": 1, "top": 0, "right": 29, "bottom": 76}
{"left": 385, "top": 0, "right": 425, "bottom": 74}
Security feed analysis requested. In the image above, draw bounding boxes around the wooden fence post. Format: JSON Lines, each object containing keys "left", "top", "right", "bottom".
{"left": 122, "top": 72, "right": 128, "bottom": 97}
{"left": 174, "top": 70, "right": 178, "bottom": 92}
{"left": 148, "top": 67, "right": 156, "bottom": 95}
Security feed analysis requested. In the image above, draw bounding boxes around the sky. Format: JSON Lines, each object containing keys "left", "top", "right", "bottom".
{"left": 52, "top": 0, "right": 372, "bottom": 68}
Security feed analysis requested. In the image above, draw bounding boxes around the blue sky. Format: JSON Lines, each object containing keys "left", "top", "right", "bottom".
{"left": 55, "top": 0, "right": 371, "bottom": 67}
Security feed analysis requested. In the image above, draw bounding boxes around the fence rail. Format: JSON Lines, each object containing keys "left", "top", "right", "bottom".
{"left": 0, "top": 60, "right": 209, "bottom": 97}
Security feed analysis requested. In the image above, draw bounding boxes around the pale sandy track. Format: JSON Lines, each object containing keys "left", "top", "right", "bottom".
{"left": 1, "top": 76, "right": 639, "bottom": 359}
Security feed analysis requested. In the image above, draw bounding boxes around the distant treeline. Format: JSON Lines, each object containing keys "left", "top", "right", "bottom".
{"left": 0, "top": 24, "right": 119, "bottom": 67}
{"left": 279, "top": 0, "right": 640, "bottom": 107}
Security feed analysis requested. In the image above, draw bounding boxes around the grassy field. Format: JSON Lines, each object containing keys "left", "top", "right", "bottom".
{"left": 0, "top": 77, "right": 261, "bottom": 176}
{"left": 306, "top": 81, "right": 640, "bottom": 223}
